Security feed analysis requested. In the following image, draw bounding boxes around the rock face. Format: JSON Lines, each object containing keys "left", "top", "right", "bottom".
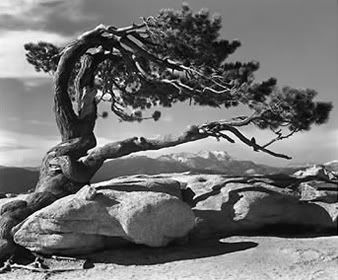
{"left": 159, "top": 173, "right": 337, "bottom": 238}
{"left": 224, "top": 184, "right": 333, "bottom": 231}
{"left": 298, "top": 181, "right": 338, "bottom": 203}
{"left": 293, "top": 165, "right": 336, "bottom": 180}
{"left": 91, "top": 177, "right": 184, "bottom": 200}
{"left": 3, "top": 167, "right": 337, "bottom": 257}
{"left": 13, "top": 185, "right": 195, "bottom": 255}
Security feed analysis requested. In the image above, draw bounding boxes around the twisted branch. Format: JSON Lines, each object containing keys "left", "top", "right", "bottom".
{"left": 83, "top": 114, "right": 291, "bottom": 168}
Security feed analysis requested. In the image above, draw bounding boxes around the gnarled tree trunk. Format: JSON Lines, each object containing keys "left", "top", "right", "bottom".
{"left": 0, "top": 29, "right": 108, "bottom": 260}
{"left": 0, "top": 25, "right": 293, "bottom": 261}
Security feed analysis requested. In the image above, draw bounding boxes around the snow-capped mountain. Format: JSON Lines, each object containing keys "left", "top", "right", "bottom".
{"left": 323, "top": 160, "right": 338, "bottom": 175}
{"left": 158, "top": 151, "right": 232, "bottom": 171}
{"left": 92, "top": 150, "right": 299, "bottom": 181}
{"left": 156, "top": 150, "right": 283, "bottom": 175}
{"left": 1, "top": 151, "right": 305, "bottom": 194}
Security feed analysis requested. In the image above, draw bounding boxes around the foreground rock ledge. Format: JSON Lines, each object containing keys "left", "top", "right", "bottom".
{"left": 1, "top": 171, "right": 337, "bottom": 258}
{"left": 12, "top": 184, "right": 195, "bottom": 255}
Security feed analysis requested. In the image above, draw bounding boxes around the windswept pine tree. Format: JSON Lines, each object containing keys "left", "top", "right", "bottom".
{"left": 0, "top": 4, "right": 332, "bottom": 258}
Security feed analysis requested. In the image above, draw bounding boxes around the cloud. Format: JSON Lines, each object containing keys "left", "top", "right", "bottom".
{"left": 0, "top": 30, "right": 69, "bottom": 78}
{"left": 20, "top": 77, "right": 52, "bottom": 88}
{"left": 0, "top": 77, "right": 57, "bottom": 139}
{"left": 0, "top": 0, "right": 96, "bottom": 34}
{"left": 0, "top": 129, "right": 59, "bottom": 166}
{"left": 0, "top": 143, "right": 30, "bottom": 152}
{"left": 8, "top": 117, "right": 56, "bottom": 127}
{"left": 26, "top": 119, "right": 55, "bottom": 126}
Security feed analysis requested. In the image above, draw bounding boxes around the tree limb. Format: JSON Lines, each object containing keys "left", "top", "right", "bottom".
{"left": 262, "top": 128, "right": 299, "bottom": 148}
{"left": 83, "top": 117, "right": 291, "bottom": 167}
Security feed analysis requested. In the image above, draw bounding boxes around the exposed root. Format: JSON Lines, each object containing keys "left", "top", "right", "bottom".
{"left": 0, "top": 255, "right": 94, "bottom": 274}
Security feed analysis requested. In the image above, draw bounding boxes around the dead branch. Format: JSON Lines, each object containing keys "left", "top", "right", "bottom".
{"left": 262, "top": 128, "right": 299, "bottom": 148}
{"left": 83, "top": 115, "right": 291, "bottom": 167}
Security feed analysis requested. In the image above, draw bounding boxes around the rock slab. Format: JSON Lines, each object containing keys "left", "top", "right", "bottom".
{"left": 13, "top": 185, "right": 195, "bottom": 255}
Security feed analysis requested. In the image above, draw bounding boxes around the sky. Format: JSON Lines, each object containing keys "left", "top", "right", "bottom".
{"left": 0, "top": 0, "right": 337, "bottom": 167}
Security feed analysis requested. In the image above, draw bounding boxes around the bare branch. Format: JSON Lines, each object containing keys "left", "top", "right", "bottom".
{"left": 118, "top": 35, "right": 183, "bottom": 71}
{"left": 83, "top": 127, "right": 205, "bottom": 166}
{"left": 83, "top": 116, "right": 291, "bottom": 167}
{"left": 106, "top": 23, "right": 146, "bottom": 35}
{"left": 205, "top": 123, "right": 291, "bottom": 159}
{"left": 262, "top": 128, "right": 299, "bottom": 148}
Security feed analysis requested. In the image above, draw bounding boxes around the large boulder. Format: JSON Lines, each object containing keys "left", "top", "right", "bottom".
{"left": 171, "top": 174, "right": 336, "bottom": 238}
{"left": 92, "top": 176, "right": 195, "bottom": 206}
{"left": 13, "top": 185, "right": 195, "bottom": 255}
{"left": 224, "top": 183, "right": 334, "bottom": 232}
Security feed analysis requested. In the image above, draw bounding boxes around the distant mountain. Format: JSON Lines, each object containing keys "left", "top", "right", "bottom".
{"left": 0, "top": 166, "right": 39, "bottom": 194}
{"left": 324, "top": 160, "right": 338, "bottom": 174}
{"left": 92, "top": 151, "right": 300, "bottom": 182}
{"left": 0, "top": 151, "right": 308, "bottom": 194}
{"left": 91, "top": 155, "right": 188, "bottom": 182}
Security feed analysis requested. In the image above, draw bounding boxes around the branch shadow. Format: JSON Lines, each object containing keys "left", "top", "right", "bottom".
{"left": 87, "top": 239, "right": 258, "bottom": 265}
{"left": 191, "top": 173, "right": 338, "bottom": 207}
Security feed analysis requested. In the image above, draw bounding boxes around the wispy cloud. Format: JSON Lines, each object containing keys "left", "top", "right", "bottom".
{"left": 0, "top": 143, "right": 30, "bottom": 152}
{"left": 0, "top": 30, "right": 69, "bottom": 78}
{"left": 27, "top": 119, "right": 55, "bottom": 127}
{"left": 7, "top": 116, "right": 54, "bottom": 127}
{"left": 21, "top": 77, "right": 52, "bottom": 88}
{"left": 0, "top": 129, "right": 59, "bottom": 166}
{"left": 0, "top": 0, "right": 95, "bottom": 34}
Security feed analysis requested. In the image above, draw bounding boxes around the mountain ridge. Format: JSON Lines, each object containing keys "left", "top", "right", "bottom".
{"left": 1, "top": 151, "right": 335, "bottom": 194}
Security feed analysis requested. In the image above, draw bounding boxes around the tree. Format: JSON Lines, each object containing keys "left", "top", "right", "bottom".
{"left": 0, "top": 4, "right": 332, "bottom": 258}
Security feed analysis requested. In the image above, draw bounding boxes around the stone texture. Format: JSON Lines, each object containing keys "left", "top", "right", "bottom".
{"left": 293, "top": 165, "right": 335, "bottom": 180}
{"left": 224, "top": 184, "right": 334, "bottom": 231}
{"left": 0, "top": 200, "right": 27, "bottom": 215}
{"left": 298, "top": 181, "right": 338, "bottom": 203}
{"left": 25, "top": 191, "right": 58, "bottom": 212}
{"left": 169, "top": 174, "right": 337, "bottom": 238}
{"left": 116, "top": 191, "right": 194, "bottom": 246}
{"left": 6, "top": 173, "right": 337, "bottom": 256}
{"left": 91, "top": 177, "right": 184, "bottom": 199}
{"left": 13, "top": 185, "right": 195, "bottom": 255}
{"left": 0, "top": 194, "right": 29, "bottom": 211}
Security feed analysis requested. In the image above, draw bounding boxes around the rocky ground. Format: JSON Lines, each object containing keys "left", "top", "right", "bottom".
{"left": 1, "top": 235, "right": 337, "bottom": 280}
{"left": 0, "top": 165, "right": 337, "bottom": 279}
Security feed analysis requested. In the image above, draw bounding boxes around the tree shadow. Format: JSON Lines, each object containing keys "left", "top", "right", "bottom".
{"left": 86, "top": 239, "right": 258, "bottom": 265}
{"left": 245, "top": 225, "right": 338, "bottom": 238}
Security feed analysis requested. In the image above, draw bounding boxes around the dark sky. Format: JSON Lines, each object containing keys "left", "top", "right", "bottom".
{"left": 0, "top": 0, "right": 337, "bottom": 166}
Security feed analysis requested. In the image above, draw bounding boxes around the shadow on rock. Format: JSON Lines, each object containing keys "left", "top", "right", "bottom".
{"left": 87, "top": 239, "right": 258, "bottom": 265}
